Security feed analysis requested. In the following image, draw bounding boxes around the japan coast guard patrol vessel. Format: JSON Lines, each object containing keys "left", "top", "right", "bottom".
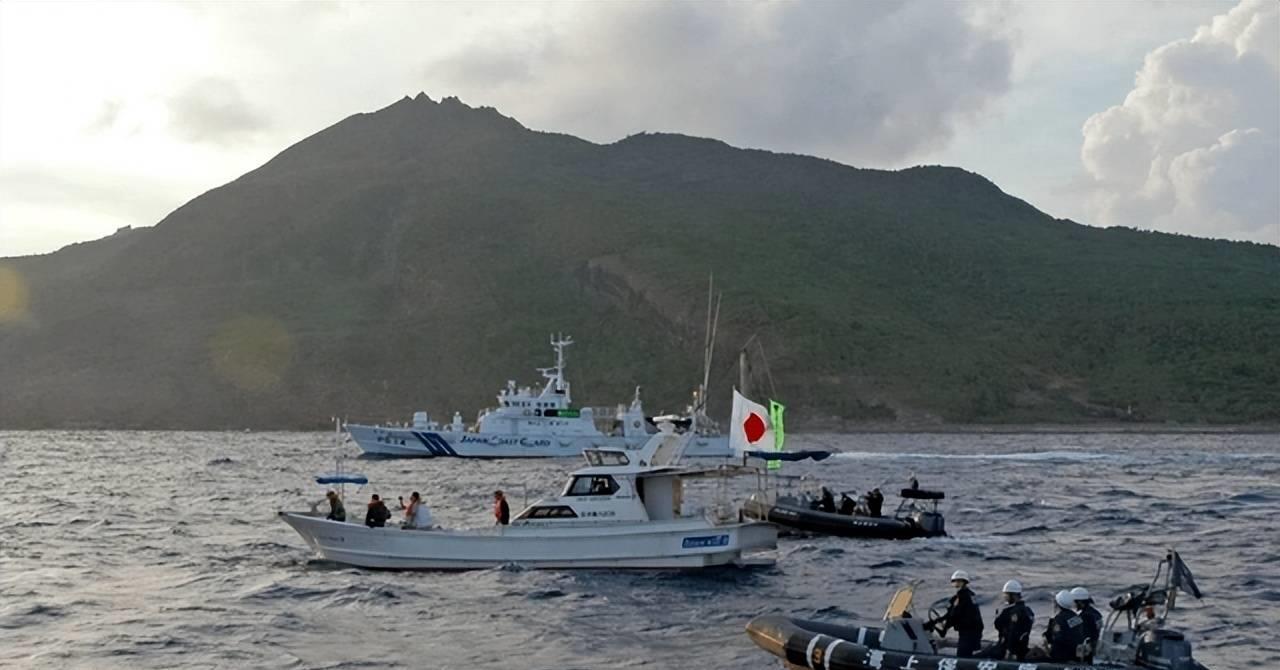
{"left": 346, "top": 336, "right": 732, "bottom": 459}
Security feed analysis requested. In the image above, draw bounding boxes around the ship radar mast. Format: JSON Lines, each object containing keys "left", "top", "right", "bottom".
{"left": 538, "top": 334, "right": 574, "bottom": 398}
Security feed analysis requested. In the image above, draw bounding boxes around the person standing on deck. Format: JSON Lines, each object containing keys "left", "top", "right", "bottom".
{"left": 978, "top": 579, "right": 1034, "bottom": 660}
{"left": 1072, "top": 586, "right": 1104, "bottom": 662}
{"left": 1044, "top": 590, "right": 1087, "bottom": 662}
{"left": 866, "top": 488, "right": 885, "bottom": 517}
{"left": 926, "top": 570, "right": 984, "bottom": 657}
{"left": 494, "top": 490, "right": 510, "bottom": 525}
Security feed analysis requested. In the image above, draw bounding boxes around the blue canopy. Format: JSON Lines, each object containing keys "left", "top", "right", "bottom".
{"left": 743, "top": 450, "right": 833, "bottom": 462}
{"left": 315, "top": 473, "right": 368, "bottom": 485}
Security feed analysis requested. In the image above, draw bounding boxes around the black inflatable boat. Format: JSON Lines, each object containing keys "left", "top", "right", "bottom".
{"left": 746, "top": 550, "right": 1209, "bottom": 670}
{"left": 742, "top": 487, "right": 946, "bottom": 539}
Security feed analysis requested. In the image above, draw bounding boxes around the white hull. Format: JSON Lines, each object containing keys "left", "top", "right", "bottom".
{"left": 279, "top": 512, "right": 776, "bottom": 570}
{"left": 348, "top": 424, "right": 731, "bottom": 459}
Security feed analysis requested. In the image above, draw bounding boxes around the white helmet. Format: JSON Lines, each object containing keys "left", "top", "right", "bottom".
{"left": 1055, "top": 590, "right": 1074, "bottom": 609}
{"left": 1070, "top": 586, "right": 1090, "bottom": 602}
{"left": 1002, "top": 580, "right": 1023, "bottom": 594}
{"left": 951, "top": 570, "right": 970, "bottom": 582}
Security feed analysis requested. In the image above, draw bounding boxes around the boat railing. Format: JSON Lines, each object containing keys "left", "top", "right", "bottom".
{"left": 703, "top": 502, "right": 740, "bottom": 525}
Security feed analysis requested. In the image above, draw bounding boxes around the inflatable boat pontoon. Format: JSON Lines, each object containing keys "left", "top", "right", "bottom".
{"left": 743, "top": 487, "right": 946, "bottom": 539}
{"left": 746, "top": 550, "right": 1208, "bottom": 670}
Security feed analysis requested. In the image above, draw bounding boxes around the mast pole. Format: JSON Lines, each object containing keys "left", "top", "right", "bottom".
{"left": 700, "top": 274, "right": 714, "bottom": 408}
{"left": 706, "top": 292, "right": 721, "bottom": 398}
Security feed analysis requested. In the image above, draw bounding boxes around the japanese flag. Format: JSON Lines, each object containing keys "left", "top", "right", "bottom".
{"left": 730, "top": 388, "right": 774, "bottom": 456}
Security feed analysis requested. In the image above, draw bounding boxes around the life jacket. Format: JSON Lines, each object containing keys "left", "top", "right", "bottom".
{"left": 1079, "top": 604, "right": 1104, "bottom": 643}
{"left": 947, "top": 587, "right": 984, "bottom": 633}
{"left": 494, "top": 498, "right": 510, "bottom": 524}
{"left": 995, "top": 600, "right": 1034, "bottom": 659}
{"left": 1046, "top": 608, "right": 1086, "bottom": 661}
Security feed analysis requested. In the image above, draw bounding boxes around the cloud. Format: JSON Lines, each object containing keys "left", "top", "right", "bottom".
{"left": 0, "top": 160, "right": 225, "bottom": 256}
{"left": 424, "top": 2, "right": 1013, "bottom": 166}
{"left": 87, "top": 99, "right": 124, "bottom": 134}
{"left": 1079, "top": 0, "right": 1279, "bottom": 244}
{"left": 165, "top": 76, "right": 270, "bottom": 146}
{"left": 0, "top": 164, "right": 180, "bottom": 224}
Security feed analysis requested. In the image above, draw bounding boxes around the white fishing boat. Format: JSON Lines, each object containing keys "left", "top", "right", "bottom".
{"left": 345, "top": 335, "right": 731, "bottom": 459}
{"left": 279, "top": 425, "right": 776, "bottom": 570}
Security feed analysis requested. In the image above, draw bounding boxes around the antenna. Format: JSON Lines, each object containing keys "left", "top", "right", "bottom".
{"left": 754, "top": 337, "right": 778, "bottom": 399}
{"left": 541, "top": 334, "right": 574, "bottom": 394}
{"left": 699, "top": 277, "right": 721, "bottom": 412}
{"left": 738, "top": 333, "right": 777, "bottom": 399}
{"left": 700, "top": 274, "right": 714, "bottom": 405}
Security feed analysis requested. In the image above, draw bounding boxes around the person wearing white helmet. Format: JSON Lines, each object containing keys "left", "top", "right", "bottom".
{"left": 1071, "top": 586, "right": 1103, "bottom": 662}
{"left": 978, "top": 579, "right": 1035, "bottom": 660}
{"left": 1042, "top": 589, "right": 1087, "bottom": 662}
{"left": 925, "top": 569, "right": 984, "bottom": 657}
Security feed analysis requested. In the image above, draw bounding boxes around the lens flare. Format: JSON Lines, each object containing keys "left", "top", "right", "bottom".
{"left": 208, "top": 314, "right": 294, "bottom": 392}
{"left": 0, "top": 265, "right": 30, "bottom": 323}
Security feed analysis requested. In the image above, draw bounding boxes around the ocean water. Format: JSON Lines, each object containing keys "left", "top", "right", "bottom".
{"left": 1, "top": 431, "right": 1276, "bottom": 670}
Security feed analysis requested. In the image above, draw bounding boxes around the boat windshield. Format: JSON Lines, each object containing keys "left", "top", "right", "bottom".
{"left": 514, "top": 505, "right": 579, "bottom": 520}
{"left": 583, "top": 449, "right": 629, "bottom": 466}
{"left": 565, "top": 475, "right": 620, "bottom": 496}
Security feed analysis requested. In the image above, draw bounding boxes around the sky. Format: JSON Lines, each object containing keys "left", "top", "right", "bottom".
{"left": 1, "top": 0, "right": 1276, "bottom": 257}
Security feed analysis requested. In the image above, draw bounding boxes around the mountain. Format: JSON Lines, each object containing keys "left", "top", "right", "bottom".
{"left": 1, "top": 93, "right": 1277, "bottom": 429}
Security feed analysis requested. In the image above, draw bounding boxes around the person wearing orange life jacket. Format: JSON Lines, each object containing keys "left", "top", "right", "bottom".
{"left": 399, "top": 491, "right": 433, "bottom": 529}
{"left": 494, "top": 490, "right": 510, "bottom": 525}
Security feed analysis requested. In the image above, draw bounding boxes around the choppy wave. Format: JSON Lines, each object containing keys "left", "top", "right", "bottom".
{"left": 0, "top": 430, "right": 1275, "bottom": 669}
{"left": 833, "top": 449, "right": 1114, "bottom": 462}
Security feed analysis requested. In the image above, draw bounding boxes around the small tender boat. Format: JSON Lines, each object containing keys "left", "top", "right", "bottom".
{"left": 280, "top": 425, "right": 775, "bottom": 570}
{"left": 746, "top": 550, "right": 1209, "bottom": 670}
{"left": 742, "top": 484, "right": 946, "bottom": 540}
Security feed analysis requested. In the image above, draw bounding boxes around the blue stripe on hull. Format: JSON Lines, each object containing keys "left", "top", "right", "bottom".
{"left": 411, "top": 431, "right": 442, "bottom": 457}
{"left": 427, "top": 432, "right": 457, "bottom": 456}
{"left": 412, "top": 431, "right": 460, "bottom": 457}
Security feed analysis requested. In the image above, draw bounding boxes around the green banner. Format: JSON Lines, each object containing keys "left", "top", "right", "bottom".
{"left": 768, "top": 400, "right": 785, "bottom": 470}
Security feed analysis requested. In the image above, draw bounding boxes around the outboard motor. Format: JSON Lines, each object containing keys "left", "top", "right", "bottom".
{"left": 1137, "top": 630, "right": 1199, "bottom": 670}
{"left": 916, "top": 512, "right": 945, "bottom": 536}
{"left": 899, "top": 488, "right": 946, "bottom": 536}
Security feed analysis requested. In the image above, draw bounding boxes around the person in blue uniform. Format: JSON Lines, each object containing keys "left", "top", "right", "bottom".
{"left": 926, "top": 570, "right": 984, "bottom": 657}
{"left": 1044, "top": 589, "right": 1087, "bottom": 662}
{"left": 1071, "top": 586, "right": 1104, "bottom": 661}
{"left": 979, "top": 579, "right": 1034, "bottom": 660}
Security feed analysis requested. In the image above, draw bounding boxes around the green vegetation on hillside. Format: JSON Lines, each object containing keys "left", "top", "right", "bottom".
{"left": 1, "top": 94, "right": 1276, "bottom": 429}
